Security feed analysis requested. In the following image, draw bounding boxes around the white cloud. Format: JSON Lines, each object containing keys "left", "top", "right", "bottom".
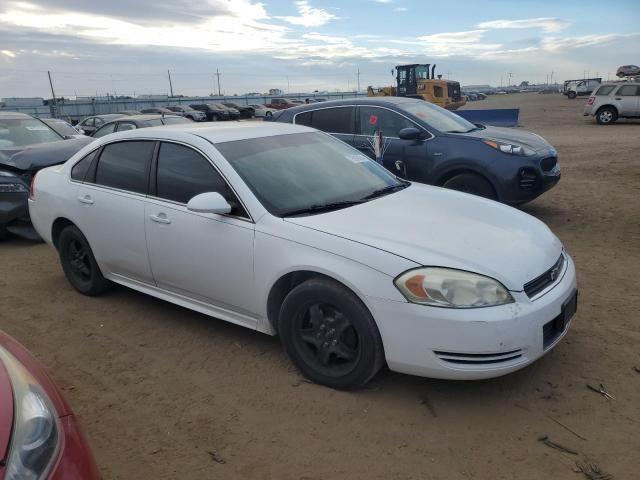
{"left": 373, "top": 0, "right": 393, "bottom": 3}
{"left": 393, "top": 7, "right": 408, "bottom": 12}
{"left": 477, "top": 17, "right": 570, "bottom": 33}
{"left": 276, "top": 1, "right": 338, "bottom": 27}
{"left": 1, "top": 50, "right": 17, "bottom": 58}
{"left": 418, "top": 30, "right": 487, "bottom": 44}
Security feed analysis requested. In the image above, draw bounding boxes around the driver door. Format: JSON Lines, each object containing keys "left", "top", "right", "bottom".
{"left": 144, "top": 141, "right": 257, "bottom": 324}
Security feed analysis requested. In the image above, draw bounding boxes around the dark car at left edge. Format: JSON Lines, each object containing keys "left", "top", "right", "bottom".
{"left": 0, "top": 112, "right": 93, "bottom": 240}
{"left": 270, "top": 97, "right": 561, "bottom": 205}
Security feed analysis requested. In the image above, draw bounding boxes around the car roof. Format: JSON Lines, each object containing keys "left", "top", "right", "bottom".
{"left": 99, "top": 121, "right": 314, "bottom": 144}
{"left": 276, "top": 96, "right": 423, "bottom": 116}
{"left": 113, "top": 114, "right": 183, "bottom": 121}
{"left": 0, "top": 111, "right": 35, "bottom": 119}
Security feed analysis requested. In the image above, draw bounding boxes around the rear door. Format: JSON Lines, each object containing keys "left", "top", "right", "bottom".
{"left": 615, "top": 84, "right": 640, "bottom": 116}
{"left": 74, "top": 140, "right": 155, "bottom": 283}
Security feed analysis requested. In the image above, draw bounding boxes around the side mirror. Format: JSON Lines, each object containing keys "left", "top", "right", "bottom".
{"left": 187, "top": 192, "right": 232, "bottom": 215}
{"left": 398, "top": 127, "right": 426, "bottom": 140}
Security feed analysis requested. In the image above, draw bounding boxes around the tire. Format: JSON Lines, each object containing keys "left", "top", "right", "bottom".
{"left": 58, "top": 225, "right": 111, "bottom": 296}
{"left": 265, "top": 111, "right": 273, "bottom": 118}
{"left": 278, "top": 278, "right": 384, "bottom": 390}
{"left": 568, "top": 91, "right": 577, "bottom": 99}
{"left": 442, "top": 173, "right": 497, "bottom": 200}
{"left": 210, "top": 114, "right": 218, "bottom": 122}
{"left": 596, "top": 106, "right": 617, "bottom": 125}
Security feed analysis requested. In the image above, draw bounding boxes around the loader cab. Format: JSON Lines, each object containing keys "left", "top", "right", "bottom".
{"left": 396, "top": 64, "right": 435, "bottom": 98}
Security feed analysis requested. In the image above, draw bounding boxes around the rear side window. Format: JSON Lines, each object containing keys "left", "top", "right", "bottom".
{"left": 294, "top": 111, "right": 312, "bottom": 127}
{"left": 308, "top": 107, "right": 354, "bottom": 134}
{"left": 94, "top": 141, "right": 154, "bottom": 194}
{"left": 594, "top": 85, "right": 615, "bottom": 96}
{"left": 617, "top": 85, "right": 639, "bottom": 96}
{"left": 71, "top": 150, "right": 97, "bottom": 182}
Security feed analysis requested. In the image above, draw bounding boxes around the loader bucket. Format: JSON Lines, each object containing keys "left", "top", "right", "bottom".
{"left": 455, "top": 108, "right": 520, "bottom": 127}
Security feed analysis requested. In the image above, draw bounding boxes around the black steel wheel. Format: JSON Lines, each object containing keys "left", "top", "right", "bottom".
{"left": 443, "top": 173, "right": 497, "bottom": 200}
{"left": 279, "top": 278, "right": 384, "bottom": 390}
{"left": 58, "top": 225, "right": 111, "bottom": 296}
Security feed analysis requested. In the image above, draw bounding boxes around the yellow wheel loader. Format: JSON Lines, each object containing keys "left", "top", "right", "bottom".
{"left": 367, "top": 64, "right": 466, "bottom": 110}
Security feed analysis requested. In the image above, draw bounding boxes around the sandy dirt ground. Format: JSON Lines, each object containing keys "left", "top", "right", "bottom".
{"left": 1, "top": 93, "right": 639, "bottom": 480}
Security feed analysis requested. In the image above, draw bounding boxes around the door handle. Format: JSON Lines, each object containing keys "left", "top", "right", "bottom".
{"left": 149, "top": 213, "right": 171, "bottom": 224}
{"left": 77, "top": 195, "right": 94, "bottom": 205}
{"left": 615, "top": 97, "right": 622, "bottom": 100}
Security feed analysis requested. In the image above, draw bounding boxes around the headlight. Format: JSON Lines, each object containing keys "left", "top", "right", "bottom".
{"left": 395, "top": 267, "right": 514, "bottom": 308}
{"left": 0, "top": 183, "right": 28, "bottom": 193}
{"left": 0, "top": 347, "right": 60, "bottom": 480}
{"left": 483, "top": 139, "right": 535, "bottom": 156}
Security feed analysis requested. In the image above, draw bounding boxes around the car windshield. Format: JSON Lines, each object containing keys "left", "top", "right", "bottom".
{"left": 217, "top": 132, "right": 406, "bottom": 217}
{"left": 399, "top": 101, "right": 477, "bottom": 133}
{"left": 0, "top": 118, "right": 62, "bottom": 148}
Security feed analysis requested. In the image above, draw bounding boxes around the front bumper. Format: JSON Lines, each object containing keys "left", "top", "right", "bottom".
{"left": 368, "top": 254, "right": 577, "bottom": 380}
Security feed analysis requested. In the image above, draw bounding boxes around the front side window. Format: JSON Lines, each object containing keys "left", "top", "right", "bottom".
{"left": 357, "top": 106, "right": 415, "bottom": 138}
{"left": 617, "top": 85, "right": 639, "bottom": 96}
{"left": 309, "top": 107, "right": 354, "bottom": 134}
{"left": 94, "top": 118, "right": 104, "bottom": 127}
{"left": 594, "top": 85, "right": 615, "bottom": 96}
{"left": 217, "top": 132, "right": 403, "bottom": 217}
{"left": 93, "top": 123, "right": 116, "bottom": 138}
{"left": 94, "top": 141, "right": 154, "bottom": 194}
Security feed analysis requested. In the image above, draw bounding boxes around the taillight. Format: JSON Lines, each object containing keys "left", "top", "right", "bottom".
{"left": 29, "top": 172, "right": 37, "bottom": 200}
{"left": 587, "top": 96, "right": 595, "bottom": 105}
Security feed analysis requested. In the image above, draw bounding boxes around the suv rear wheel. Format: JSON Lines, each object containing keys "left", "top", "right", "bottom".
{"left": 596, "top": 106, "right": 617, "bottom": 125}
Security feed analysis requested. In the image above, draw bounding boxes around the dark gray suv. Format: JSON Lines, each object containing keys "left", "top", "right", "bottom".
{"left": 270, "top": 97, "right": 560, "bottom": 204}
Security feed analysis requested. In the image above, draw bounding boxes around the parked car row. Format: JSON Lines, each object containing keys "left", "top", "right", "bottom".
{"left": 462, "top": 91, "right": 487, "bottom": 101}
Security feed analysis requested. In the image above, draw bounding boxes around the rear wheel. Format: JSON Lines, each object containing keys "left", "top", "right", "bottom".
{"left": 58, "top": 226, "right": 111, "bottom": 296}
{"left": 279, "top": 278, "right": 384, "bottom": 390}
{"left": 567, "top": 91, "right": 577, "bottom": 99}
{"left": 596, "top": 106, "right": 617, "bottom": 125}
{"left": 443, "top": 173, "right": 497, "bottom": 200}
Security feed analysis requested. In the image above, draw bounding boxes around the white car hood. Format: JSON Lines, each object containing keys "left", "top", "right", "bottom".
{"left": 285, "top": 184, "right": 563, "bottom": 291}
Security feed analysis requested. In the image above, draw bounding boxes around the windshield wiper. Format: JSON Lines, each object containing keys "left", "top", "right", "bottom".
{"left": 361, "top": 182, "right": 409, "bottom": 200}
{"left": 281, "top": 200, "right": 365, "bottom": 217}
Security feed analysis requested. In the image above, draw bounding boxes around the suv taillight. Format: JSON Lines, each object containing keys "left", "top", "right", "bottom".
{"left": 29, "top": 172, "right": 37, "bottom": 200}
{"left": 587, "top": 96, "right": 595, "bottom": 105}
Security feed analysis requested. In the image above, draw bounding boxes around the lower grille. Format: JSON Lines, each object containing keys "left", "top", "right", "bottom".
{"left": 524, "top": 254, "right": 565, "bottom": 298}
{"left": 519, "top": 168, "right": 538, "bottom": 189}
{"left": 540, "top": 156, "right": 557, "bottom": 172}
{"left": 434, "top": 349, "right": 523, "bottom": 366}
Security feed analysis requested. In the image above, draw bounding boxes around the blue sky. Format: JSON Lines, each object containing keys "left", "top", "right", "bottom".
{"left": 0, "top": 0, "right": 638, "bottom": 97}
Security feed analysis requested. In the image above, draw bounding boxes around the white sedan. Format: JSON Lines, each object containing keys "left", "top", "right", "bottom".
{"left": 248, "top": 104, "right": 276, "bottom": 118}
{"left": 28, "top": 123, "right": 577, "bottom": 390}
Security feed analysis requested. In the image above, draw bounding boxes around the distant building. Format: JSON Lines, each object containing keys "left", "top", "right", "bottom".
{"left": 269, "top": 88, "right": 283, "bottom": 96}
{"left": 1, "top": 97, "right": 45, "bottom": 107}
{"left": 462, "top": 85, "right": 492, "bottom": 91}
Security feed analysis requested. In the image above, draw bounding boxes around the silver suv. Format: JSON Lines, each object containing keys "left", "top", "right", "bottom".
{"left": 584, "top": 82, "right": 640, "bottom": 124}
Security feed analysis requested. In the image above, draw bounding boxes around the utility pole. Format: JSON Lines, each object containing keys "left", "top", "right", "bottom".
{"left": 47, "top": 71, "right": 58, "bottom": 118}
{"left": 216, "top": 68, "right": 221, "bottom": 96}
{"left": 507, "top": 72, "right": 513, "bottom": 86}
{"left": 167, "top": 70, "right": 174, "bottom": 97}
{"left": 550, "top": 71, "right": 554, "bottom": 85}
{"left": 357, "top": 68, "right": 360, "bottom": 92}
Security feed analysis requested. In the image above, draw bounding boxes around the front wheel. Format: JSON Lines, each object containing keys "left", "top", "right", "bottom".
{"left": 567, "top": 91, "right": 577, "bottom": 99}
{"left": 58, "top": 225, "right": 111, "bottom": 296}
{"left": 596, "top": 107, "right": 617, "bottom": 125}
{"left": 443, "top": 173, "right": 497, "bottom": 200}
{"left": 279, "top": 278, "right": 384, "bottom": 390}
